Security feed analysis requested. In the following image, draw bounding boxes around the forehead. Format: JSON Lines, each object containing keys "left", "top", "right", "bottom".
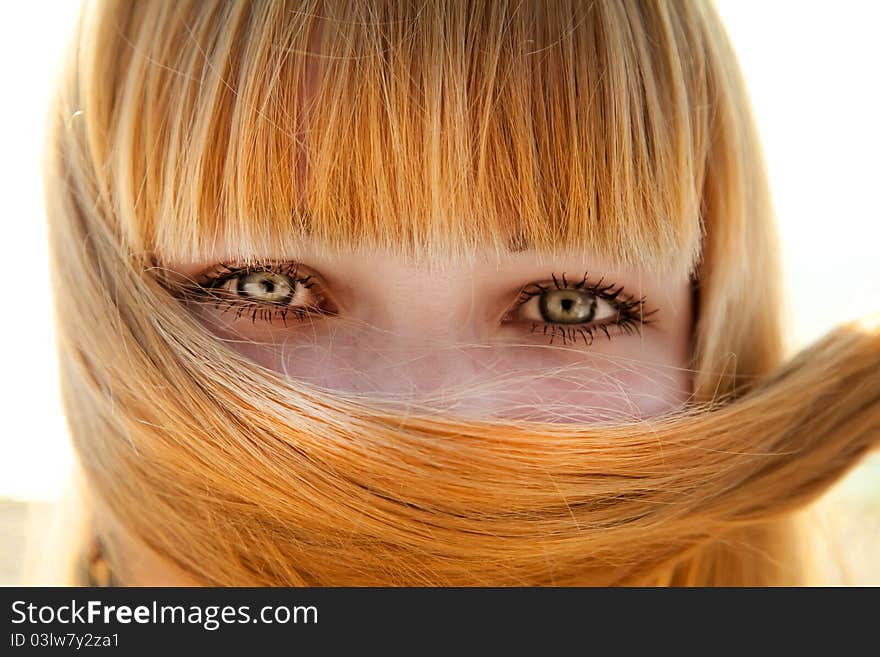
{"left": 113, "top": 2, "right": 707, "bottom": 275}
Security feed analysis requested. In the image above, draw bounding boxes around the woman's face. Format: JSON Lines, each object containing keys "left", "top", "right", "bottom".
{"left": 161, "top": 39, "right": 693, "bottom": 425}
{"left": 167, "top": 243, "right": 693, "bottom": 423}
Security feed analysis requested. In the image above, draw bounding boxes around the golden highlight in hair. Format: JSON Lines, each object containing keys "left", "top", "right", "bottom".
{"left": 44, "top": 0, "right": 878, "bottom": 586}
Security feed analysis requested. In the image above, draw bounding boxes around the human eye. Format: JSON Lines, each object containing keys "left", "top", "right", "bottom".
{"left": 502, "top": 272, "right": 657, "bottom": 346}
{"left": 174, "top": 261, "right": 337, "bottom": 325}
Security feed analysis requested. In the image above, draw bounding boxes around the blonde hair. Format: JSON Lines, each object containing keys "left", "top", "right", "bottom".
{"left": 44, "top": 0, "right": 878, "bottom": 585}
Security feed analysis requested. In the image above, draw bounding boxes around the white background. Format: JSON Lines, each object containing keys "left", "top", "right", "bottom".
{"left": 0, "top": 1, "right": 878, "bottom": 503}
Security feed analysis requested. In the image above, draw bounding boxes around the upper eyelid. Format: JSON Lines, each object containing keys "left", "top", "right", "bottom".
{"left": 520, "top": 272, "right": 631, "bottom": 295}
{"left": 187, "top": 262, "right": 635, "bottom": 294}
{"left": 515, "top": 274, "right": 649, "bottom": 309}
{"left": 192, "top": 261, "right": 308, "bottom": 286}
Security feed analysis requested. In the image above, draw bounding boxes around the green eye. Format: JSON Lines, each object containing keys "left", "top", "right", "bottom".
{"left": 186, "top": 262, "right": 337, "bottom": 325}
{"left": 503, "top": 272, "right": 654, "bottom": 347}
{"left": 538, "top": 289, "right": 599, "bottom": 324}
{"left": 235, "top": 271, "right": 295, "bottom": 305}
{"left": 518, "top": 288, "right": 616, "bottom": 326}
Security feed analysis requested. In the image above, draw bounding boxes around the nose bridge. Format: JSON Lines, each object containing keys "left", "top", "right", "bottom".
{"left": 358, "top": 268, "right": 478, "bottom": 339}
{"left": 349, "top": 323, "right": 484, "bottom": 397}
{"left": 324, "top": 260, "right": 489, "bottom": 396}
{"left": 346, "top": 311, "right": 484, "bottom": 398}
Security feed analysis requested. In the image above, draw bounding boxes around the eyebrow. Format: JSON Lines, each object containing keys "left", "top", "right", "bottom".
{"left": 505, "top": 232, "right": 532, "bottom": 254}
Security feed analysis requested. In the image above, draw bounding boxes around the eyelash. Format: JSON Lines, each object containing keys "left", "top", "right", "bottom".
{"left": 511, "top": 272, "right": 656, "bottom": 347}
{"left": 176, "top": 262, "right": 657, "bottom": 344}
{"left": 178, "top": 262, "right": 335, "bottom": 325}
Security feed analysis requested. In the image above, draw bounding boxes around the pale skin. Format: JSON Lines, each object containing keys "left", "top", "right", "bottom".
{"left": 110, "top": 245, "right": 694, "bottom": 586}
{"left": 163, "top": 243, "right": 694, "bottom": 423}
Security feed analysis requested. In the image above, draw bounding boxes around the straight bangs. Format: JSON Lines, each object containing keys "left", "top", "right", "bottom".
{"left": 83, "top": 0, "right": 714, "bottom": 271}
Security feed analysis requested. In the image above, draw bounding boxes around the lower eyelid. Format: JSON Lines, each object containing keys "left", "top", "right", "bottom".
{"left": 529, "top": 317, "right": 644, "bottom": 347}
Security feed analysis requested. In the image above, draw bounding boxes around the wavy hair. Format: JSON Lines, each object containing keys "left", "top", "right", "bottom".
{"left": 44, "top": 0, "right": 879, "bottom": 585}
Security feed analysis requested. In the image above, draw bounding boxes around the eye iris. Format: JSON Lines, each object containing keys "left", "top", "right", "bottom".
{"left": 236, "top": 272, "right": 295, "bottom": 304}
{"left": 538, "top": 289, "right": 596, "bottom": 324}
